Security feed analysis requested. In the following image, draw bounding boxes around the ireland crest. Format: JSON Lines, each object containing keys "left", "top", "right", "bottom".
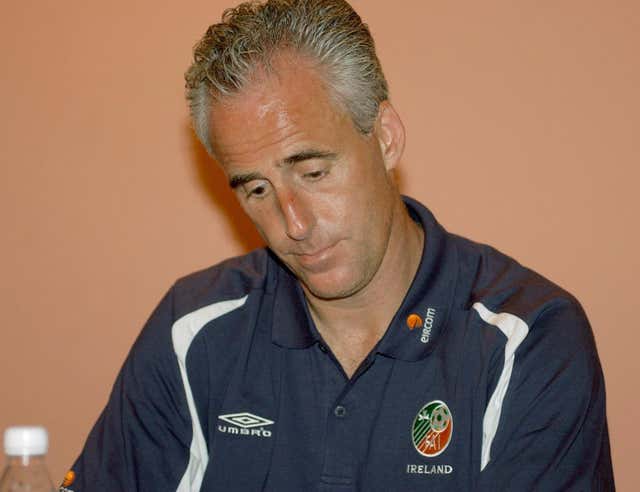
{"left": 411, "top": 400, "right": 453, "bottom": 457}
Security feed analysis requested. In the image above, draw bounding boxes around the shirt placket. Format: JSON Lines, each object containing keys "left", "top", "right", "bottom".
{"left": 315, "top": 344, "right": 389, "bottom": 491}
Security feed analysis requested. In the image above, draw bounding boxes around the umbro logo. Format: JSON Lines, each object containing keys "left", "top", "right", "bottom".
{"left": 219, "top": 412, "right": 274, "bottom": 428}
{"left": 217, "top": 412, "right": 274, "bottom": 438}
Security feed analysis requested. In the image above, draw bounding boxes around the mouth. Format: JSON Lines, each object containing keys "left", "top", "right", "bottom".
{"left": 292, "top": 242, "right": 339, "bottom": 271}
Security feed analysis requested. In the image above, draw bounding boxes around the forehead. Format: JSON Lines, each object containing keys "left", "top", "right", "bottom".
{"left": 207, "top": 57, "right": 353, "bottom": 169}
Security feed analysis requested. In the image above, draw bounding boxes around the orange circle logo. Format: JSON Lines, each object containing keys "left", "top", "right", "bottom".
{"left": 406, "top": 313, "right": 422, "bottom": 330}
{"left": 62, "top": 470, "right": 75, "bottom": 487}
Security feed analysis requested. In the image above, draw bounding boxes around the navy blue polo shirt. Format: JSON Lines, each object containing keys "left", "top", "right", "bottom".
{"left": 65, "top": 197, "right": 614, "bottom": 491}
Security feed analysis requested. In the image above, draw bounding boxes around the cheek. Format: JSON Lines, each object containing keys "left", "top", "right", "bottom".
{"left": 310, "top": 180, "right": 367, "bottom": 232}
{"left": 239, "top": 202, "right": 276, "bottom": 242}
{"left": 325, "top": 195, "right": 350, "bottom": 222}
{"left": 253, "top": 215, "right": 278, "bottom": 243}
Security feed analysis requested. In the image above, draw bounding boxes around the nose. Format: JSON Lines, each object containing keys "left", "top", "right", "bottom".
{"left": 276, "top": 188, "right": 314, "bottom": 241}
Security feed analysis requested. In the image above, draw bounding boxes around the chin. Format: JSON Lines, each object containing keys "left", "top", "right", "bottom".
{"left": 298, "top": 268, "right": 369, "bottom": 301}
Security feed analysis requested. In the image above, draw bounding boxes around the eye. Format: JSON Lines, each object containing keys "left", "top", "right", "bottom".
{"left": 302, "top": 167, "right": 329, "bottom": 181}
{"left": 305, "top": 170, "right": 324, "bottom": 179}
{"left": 243, "top": 181, "right": 270, "bottom": 199}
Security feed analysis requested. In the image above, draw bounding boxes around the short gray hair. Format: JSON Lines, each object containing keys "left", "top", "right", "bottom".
{"left": 185, "top": 0, "right": 389, "bottom": 155}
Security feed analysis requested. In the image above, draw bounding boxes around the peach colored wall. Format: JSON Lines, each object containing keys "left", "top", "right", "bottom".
{"left": 1, "top": 0, "right": 637, "bottom": 488}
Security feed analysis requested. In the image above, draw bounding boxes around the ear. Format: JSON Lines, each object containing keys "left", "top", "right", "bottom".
{"left": 374, "top": 100, "right": 406, "bottom": 172}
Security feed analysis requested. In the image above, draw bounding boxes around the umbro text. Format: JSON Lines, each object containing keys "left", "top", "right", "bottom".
{"left": 217, "top": 425, "right": 272, "bottom": 437}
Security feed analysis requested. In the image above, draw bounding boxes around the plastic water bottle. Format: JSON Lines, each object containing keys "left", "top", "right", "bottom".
{"left": 0, "top": 426, "right": 55, "bottom": 492}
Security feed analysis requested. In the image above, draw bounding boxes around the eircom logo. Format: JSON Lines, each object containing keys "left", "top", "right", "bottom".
{"left": 406, "top": 307, "right": 437, "bottom": 344}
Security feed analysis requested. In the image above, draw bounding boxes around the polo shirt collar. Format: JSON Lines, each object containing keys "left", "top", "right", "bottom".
{"left": 373, "top": 196, "right": 458, "bottom": 361}
{"left": 271, "top": 263, "right": 318, "bottom": 349}
{"left": 271, "top": 196, "right": 459, "bottom": 361}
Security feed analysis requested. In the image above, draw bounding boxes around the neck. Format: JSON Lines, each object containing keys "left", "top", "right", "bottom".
{"left": 303, "top": 196, "right": 424, "bottom": 375}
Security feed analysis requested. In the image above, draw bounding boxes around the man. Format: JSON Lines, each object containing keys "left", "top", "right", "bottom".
{"left": 64, "top": 0, "right": 614, "bottom": 490}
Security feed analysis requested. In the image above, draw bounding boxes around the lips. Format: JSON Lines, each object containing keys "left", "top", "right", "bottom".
{"left": 293, "top": 242, "right": 338, "bottom": 272}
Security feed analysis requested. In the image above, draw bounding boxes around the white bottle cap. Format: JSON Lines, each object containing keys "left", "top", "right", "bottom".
{"left": 4, "top": 426, "right": 49, "bottom": 456}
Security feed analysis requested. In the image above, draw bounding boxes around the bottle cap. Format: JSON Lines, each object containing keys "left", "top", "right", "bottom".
{"left": 4, "top": 426, "right": 49, "bottom": 456}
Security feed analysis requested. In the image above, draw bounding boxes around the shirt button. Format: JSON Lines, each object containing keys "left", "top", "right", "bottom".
{"left": 334, "top": 405, "right": 347, "bottom": 418}
{"left": 318, "top": 344, "right": 328, "bottom": 353}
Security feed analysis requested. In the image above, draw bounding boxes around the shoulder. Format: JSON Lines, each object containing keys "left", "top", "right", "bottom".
{"left": 450, "top": 235, "right": 603, "bottom": 416}
{"left": 451, "top": 233, "right": 584, "bottom": 330}
{"left": 170, "top": 248, "right": 272, "bottom": 319}
{"left": 448, "top": 233, "right": 602, "bottom": 399}
{"left": 448, "top": 233, "right": 598, "bottom": 371}
{"left": 129, "top": 248, "right": 273, "bottom": 366}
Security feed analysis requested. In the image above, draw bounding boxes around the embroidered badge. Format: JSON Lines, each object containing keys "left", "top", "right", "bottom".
{"left": 411, "top": 400, "right": 453, "bottom": 457}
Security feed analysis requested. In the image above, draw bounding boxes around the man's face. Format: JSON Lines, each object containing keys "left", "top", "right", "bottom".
{"left": 208, "top": 58, "right": 399, "bottom": 301}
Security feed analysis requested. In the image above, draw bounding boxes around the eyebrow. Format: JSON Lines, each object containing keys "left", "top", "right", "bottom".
{"left": 281, "top": 149, "right": 338, "bottom": 166}
{"left": 229, "top": 171, "right": 264, "bottom": 189}
{"left": 228, "top": 149, "right": 338, "bottom": 188}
